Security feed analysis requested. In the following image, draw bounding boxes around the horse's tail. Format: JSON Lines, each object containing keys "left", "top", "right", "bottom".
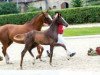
{"left": 13, "top": 34, "right": 26, "bottom": 43}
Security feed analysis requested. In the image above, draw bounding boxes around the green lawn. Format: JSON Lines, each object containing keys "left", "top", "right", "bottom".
{"left": 63, "top": 27, "right": 100, "bottom": 36}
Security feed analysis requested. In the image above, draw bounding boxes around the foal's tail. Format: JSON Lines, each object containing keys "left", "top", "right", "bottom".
{"left": 13, "top": 34, "right": 26, "bottom": 43}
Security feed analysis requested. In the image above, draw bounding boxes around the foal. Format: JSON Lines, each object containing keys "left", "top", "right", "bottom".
{"left": 14, "top": 13, "right": 68, "bottom": 69}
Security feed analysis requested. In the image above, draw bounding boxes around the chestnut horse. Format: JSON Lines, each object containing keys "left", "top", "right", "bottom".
{"left": 0, "top": 11, "right": 52, "bottom": 64}
{"left": 14, "top": 13, "right": 68, "bottom": 69}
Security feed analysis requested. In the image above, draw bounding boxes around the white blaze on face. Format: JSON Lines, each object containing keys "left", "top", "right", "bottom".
{"left": 61, "top": 17, "right": 69, "bottom": 27}
{"left": 48, "top": 14, "right": 52, "bottom": 20}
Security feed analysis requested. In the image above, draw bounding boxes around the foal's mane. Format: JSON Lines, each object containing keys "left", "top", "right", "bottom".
{"left": 45, "top": 14, "right": 59, "bottom": 40}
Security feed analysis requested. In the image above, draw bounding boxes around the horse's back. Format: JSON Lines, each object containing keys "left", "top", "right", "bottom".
{"left": 0, "top": 24, "right": 25, "bottom": 41}
{"left": 29, "top": 30, "right": 53, "bottom": 45}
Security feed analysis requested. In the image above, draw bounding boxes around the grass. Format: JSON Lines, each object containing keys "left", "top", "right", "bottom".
{"left": 63, "top": 27, "right": 100, "bottom": 37}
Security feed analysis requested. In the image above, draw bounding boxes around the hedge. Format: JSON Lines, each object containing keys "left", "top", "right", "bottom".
{"left": 0, "top": 12, "right": 38, "bottom": 25}
{"left": 0, "top": 2, "right": 19, "bottom": 15}
{"left": 0, "top": 6, "right": 100, "bottom": 25}
{"left": 50, "top": 6, "right": 100, "bottom": 24}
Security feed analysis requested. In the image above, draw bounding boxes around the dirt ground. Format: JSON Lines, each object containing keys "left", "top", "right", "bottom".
{"left": 0, "top": 35, "right": 100, "bottom": 72}
{"left": 0, "top": 23, "right": 100, "bottom": 75}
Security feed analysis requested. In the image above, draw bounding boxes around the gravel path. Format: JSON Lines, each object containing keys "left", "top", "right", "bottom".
{"left": 0, "top": 23, "right": 100, "bottom": 75}
{"left": 0, "top": 35, "right": 100, "bottom": 71}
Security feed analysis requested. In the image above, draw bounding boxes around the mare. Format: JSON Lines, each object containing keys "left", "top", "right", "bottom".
{"left": 14, "top": 13, "right": 68, "bottom": 69}
{"left": 0, "top": 11, "right": 52, "bottom": 64}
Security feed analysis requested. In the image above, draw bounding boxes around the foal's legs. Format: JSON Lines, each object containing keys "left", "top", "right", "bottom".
{"left": 49, "top": 45, "right": 54, "bottom": 65}
{"left": 36, "top": 44, "right": 44, "bottom": 60}
{"left": 55, "top": 43, "right": 67, "bottom": 50}
{"left": 20, "top": 43, "right": 35, "bottom": 69}
{"left": 47, "top": 43, "right": 67, "bottom": 57}
{"left": 20, "top": 47, "right": 28, "bottom": 69}
{"left": 2, "top": 41, "right": 13, "bottom": 64}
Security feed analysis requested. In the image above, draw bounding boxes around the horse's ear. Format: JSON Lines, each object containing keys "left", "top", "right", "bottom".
{"left": 58, "top": 13, "right": 61, "bottom": 18}
{"left": 46, "top": 9, "right": 49, "bottom": 13}
{"left": 41, "top": 11, "right": 45, "bottom": 15}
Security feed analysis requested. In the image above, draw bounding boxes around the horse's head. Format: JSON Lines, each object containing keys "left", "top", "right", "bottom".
{"left": 53, "top": 12, "right": 69, "bottom": 27}
{"left": 41, "top": 11, "right": 52, "bottom": 25}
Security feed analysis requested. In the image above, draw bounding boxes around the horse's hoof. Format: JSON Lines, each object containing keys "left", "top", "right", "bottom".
{"left": 36, "top": 55, "right": 41, "bottom": 59}
{"left": 32, "top": 62, "right": 35, "bottom": 65}
{"left": 40, "top": 59, "right": 42, "bottom": 61}
{"left": 36, "top": 56, "right": 39, "bottom": 59}
{"left": 0, "top": 56, "right": 3, "bottom": 61}
{"left": 67, "top": 58, "right": 70, "bottom": 60}
{"left": 20, "top": 67, "right": 23, "bottom": 70}
{"left": 40, "top": 59, "right": 46, "bottom": 62}
{"left": 6, "top": 61, "right": 13, "bottom": 64}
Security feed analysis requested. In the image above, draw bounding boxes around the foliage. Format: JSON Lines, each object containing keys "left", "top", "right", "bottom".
{"left": 71, "top": 0, "right": 83, "bottom": 7}
{"left": 0, "top": 2, "right": 19, "bottom": 15}
{"left": 51, "top": 6, "right": 100, "bottom": 24}
{"left": 85, "top": 0, "right": 100, "bottom": 6}
{"left": 27, "top": 3, "right": 40, "bottom": 12}
{"left": 0, "top": 12, "right": 38, "bottom": 25}
{"left": 0, "top": 6, "right": 100, "bottom": 25}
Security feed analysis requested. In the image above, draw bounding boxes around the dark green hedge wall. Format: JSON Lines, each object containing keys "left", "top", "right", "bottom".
{"left": 0, "top": 6, "right": 100, "bottom": 25}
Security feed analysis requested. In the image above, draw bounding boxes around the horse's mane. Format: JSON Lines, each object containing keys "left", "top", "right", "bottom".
{"left": 25, "top": 13, "right": 41, "bottom": 25}
{"left": 45, "top": 15, "right": 59, "bottom": 40}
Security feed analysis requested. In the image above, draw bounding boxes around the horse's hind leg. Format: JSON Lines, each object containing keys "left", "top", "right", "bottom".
{"left": 49, "top": 45, "right": 54, "bottom": 65}
{"left": 20, "top": 43, "right": 35, "bottom": 69}
{"left": 20, "top": 48, "right": 28, "bottom": 69}
{"left": 36, "top": 45, "right": 44, "bottom": 61}
{"left": 28, "top": 47, "right": 36, "bottom": 64}
{"left": 2, "top": 41, "right": 13, "bottom": 64}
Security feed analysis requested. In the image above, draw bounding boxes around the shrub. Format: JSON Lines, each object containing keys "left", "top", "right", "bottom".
{"left": 50, "top": 6, "right": 100, "bottom": 24}
{"left": 71, "top": 0, "right": 83, "bottom": 7}
{"left": 0, "top": 6, "right": 100, "bottom": 25}
{"left": 0, "top": 2, "right": 19, "bottom": 15}
{"left": 0, "top": 12, "right": 38, "bottom": 25}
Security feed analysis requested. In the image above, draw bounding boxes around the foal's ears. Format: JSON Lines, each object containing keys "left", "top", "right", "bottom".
{"left": 58, "top": 13, "right": 61, "bottom": 18}
{"left": 46, "top": 9, "right": 49, "bottom": 13}
{"left": 41, "top": 11, "right": 45, "bottom": 16}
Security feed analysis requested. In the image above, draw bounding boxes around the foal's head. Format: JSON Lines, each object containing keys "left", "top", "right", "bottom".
{"left": 53, "top": 13, "right": 69, "bottom": 27}
{"left": 40, "top": 11, "right": 52, "bottom": 25}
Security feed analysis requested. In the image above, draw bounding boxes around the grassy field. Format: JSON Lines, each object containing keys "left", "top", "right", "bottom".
{"left": 63, "top": 27, "right": 100, "bottom": 36}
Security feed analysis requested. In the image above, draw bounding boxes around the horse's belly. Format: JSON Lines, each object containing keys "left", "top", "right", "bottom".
{"left": 35, "top": 35, "right": 54, "bottom": 45}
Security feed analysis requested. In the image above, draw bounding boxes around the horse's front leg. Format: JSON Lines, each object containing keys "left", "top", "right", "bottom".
{"left": 2, "top": 41, "right": 13, "bottom": 64}
{"left": 49, "top": 45, "right": 54, "bottom": 65}
{"left": 47, "top": 43, "right": 67, "bottom": 58}
{"left": 54, "top": 43, "right": 67, "bottom": 50}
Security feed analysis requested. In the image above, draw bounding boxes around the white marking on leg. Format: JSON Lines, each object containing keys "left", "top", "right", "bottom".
{"left": 5, "top": 54, "right": 9, "bottom": 64}
{"left": 32, "top": 57, "right": 35, "bottom": 65}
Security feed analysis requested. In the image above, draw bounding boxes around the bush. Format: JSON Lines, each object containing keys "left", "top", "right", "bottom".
{"left": 71, "top": 0, "right": 83, "bottom": 7}
{"left": 0, "top": 12, "right": 38, "bottom": 25}
{"left": 0, "top": 2, "right": 19, "bottom": 15}
{"left": 50, "top": 6, "right": 100, "bottom": 24}
{"left": 0, "top": 6, "right": 100, "bottom": 25}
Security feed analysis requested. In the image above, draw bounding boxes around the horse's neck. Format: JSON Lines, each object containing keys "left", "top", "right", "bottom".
{"left": 49, "top": 23, "right": 58, "bottom": 34}
{"left": 46, "top": 23, "right": 58, "bottom": 41}
{"left": 26, "top": 15, "right": 44, "bottom": 31}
